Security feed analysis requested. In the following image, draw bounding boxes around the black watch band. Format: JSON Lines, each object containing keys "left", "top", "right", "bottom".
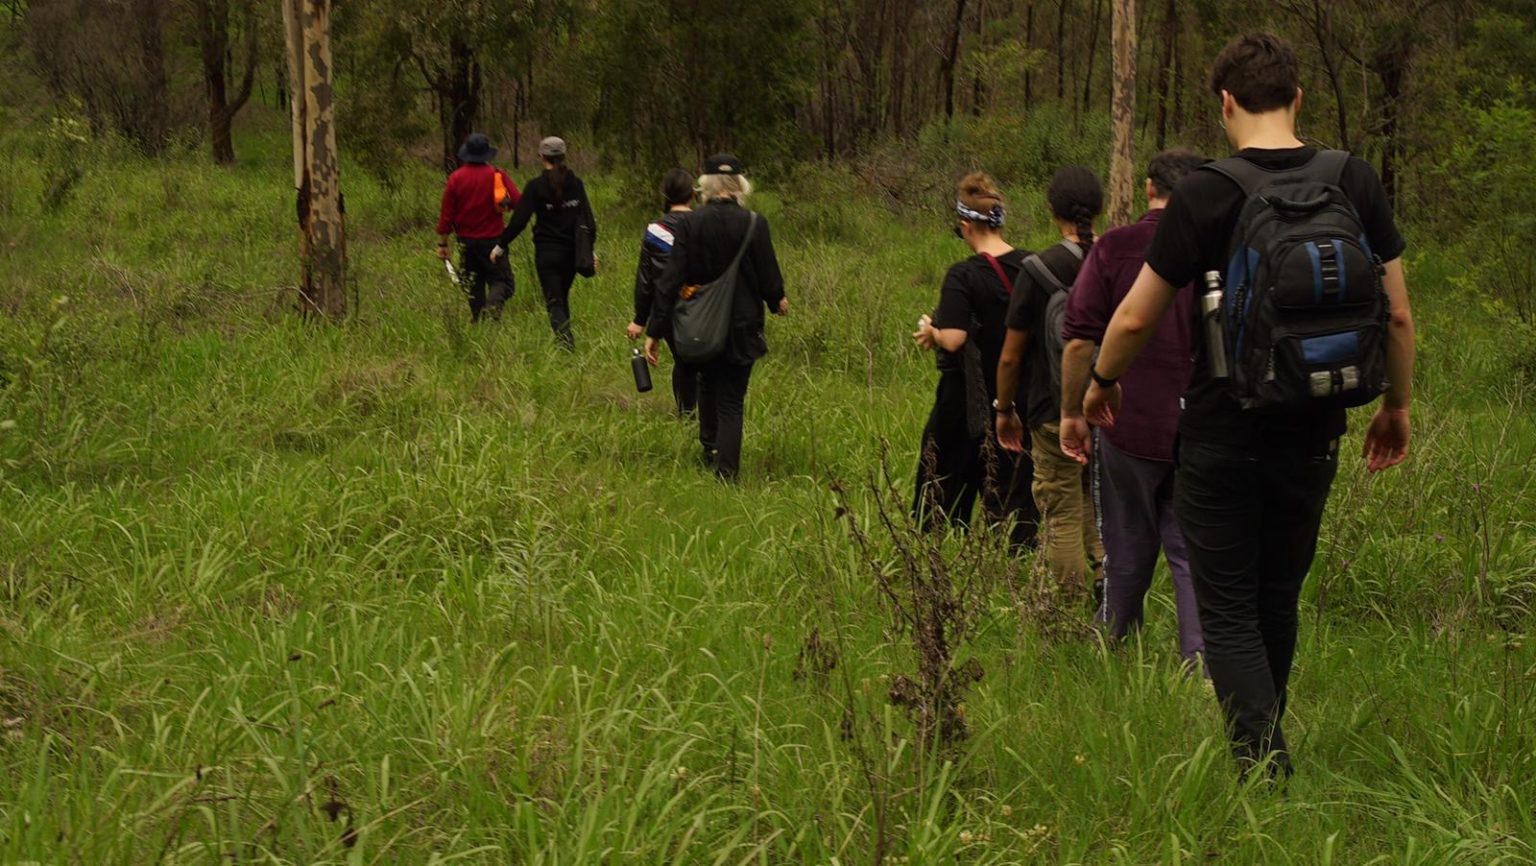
{"left": 1090, "top": 367, "right": 1118, "bottom": 388}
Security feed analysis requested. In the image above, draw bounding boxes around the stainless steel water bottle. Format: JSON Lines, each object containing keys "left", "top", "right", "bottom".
{"left": 632, "top": 348, "right": 654, "bottom": 393}
{"left": 1202, "top": 270, "right": 1230, "bottom": 381}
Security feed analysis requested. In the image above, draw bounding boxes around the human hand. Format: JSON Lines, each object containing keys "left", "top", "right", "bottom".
{"left": 1084, "top": 381, "right": 1122, "bottom": 428}
{"left": 436, "top": 244, "right": 451, "bottom": 261}
{"left": 1060, "top": 414, "right": 1093, "bottom": 465}
{"left": 489, "top": 245, "right": 505, "bottom": 263}
{"left": 1363, "top": 406, "right": 1410, "bottom": 473}
{"left": 643, "top": 337, "right": 661, "bottom": 367}
{"left": 996, "top": 408, "right": 1025, "bottom": 453}
{"left": 913, "top": 314, "right": 937, "bottom": 350}
{"left": 626, "top": 322, "right": 644, "bottom": 341}
{"left": 777, "top": 297, "right": 790, "bottom": 316}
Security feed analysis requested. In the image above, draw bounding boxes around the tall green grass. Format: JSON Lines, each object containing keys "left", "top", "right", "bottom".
{"left": 1, "top": 108, "right": 1533, "bottom": 863}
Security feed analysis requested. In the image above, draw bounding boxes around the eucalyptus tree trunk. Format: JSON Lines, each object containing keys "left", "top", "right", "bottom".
{"left": 1107, "top": 0, "right": 1137, "bottom": 227}
{"left": 282, "top": 0, "right": 346, "bottom": 320}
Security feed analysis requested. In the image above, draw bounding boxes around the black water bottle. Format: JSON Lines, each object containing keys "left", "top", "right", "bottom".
{"left": 631, "top": 348, "right": 654, "bottom": 393}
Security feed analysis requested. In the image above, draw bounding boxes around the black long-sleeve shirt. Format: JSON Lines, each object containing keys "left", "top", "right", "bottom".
{"left": 646, "top": 199, "right": 786, "bottom": 365}
{"left": 633, "top": 210, "right": 689, "bottom": 327}
{"left": 498, "top": 170, "right": 597, "bottom": 252}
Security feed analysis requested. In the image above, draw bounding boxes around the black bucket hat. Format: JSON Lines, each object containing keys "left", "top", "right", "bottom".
{"left": 458, "top": 133, "right": 497, "bottom": 164}
{"left": 703, "top": 153, "right": 744, "bottom": 176}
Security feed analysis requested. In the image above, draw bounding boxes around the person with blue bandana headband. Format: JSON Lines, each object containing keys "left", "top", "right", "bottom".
{"left": 911, "top": 172, "right": 1040, "bottom": 547}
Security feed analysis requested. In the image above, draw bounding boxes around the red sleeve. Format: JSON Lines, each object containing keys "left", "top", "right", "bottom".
{"left": 436, "top": 172, "right": 458, "bottom": 236}
{"left": 1061, "top": 243, "right": 1114, "bottom": 343}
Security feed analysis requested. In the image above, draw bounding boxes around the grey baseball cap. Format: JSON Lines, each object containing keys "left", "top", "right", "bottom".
{"left": 539, "top": 136, "right": 567, "bottom": 159}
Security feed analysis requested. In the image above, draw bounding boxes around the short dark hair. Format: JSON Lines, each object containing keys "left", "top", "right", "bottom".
{"left": 1209, "top": 32, "right": 1300, "bottom": 113}
{"left": 1146, "top": 148, "right": 1210, "bottom": 197}
{"left": 660, "top": 168, "right": 695, "bottom": 208}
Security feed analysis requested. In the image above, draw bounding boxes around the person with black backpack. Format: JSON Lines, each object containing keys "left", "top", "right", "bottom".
{"left": 492, "top": 136, "right": 598, "bottom": 350}
{"left": 642, "top": 155, "right": 788, "bottom": 482}
{"left": 995, "top": 167, "right": 1105, "bottom": 601}
{"left": 910, "top": 173, "right": 1039, "bottom": 547}
{"left": 629, "top": 168, "right": 700, "bottom": 414}
{"left": 1077, "top": 33, "right": 1415, "bottom": 777}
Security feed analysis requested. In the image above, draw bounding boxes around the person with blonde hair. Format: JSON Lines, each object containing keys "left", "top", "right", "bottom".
{"left": 644, "top": 154, "right": 788, "bottom": 482}
{"left": 911, "top": 172, "right": 1039, "bottom": 546}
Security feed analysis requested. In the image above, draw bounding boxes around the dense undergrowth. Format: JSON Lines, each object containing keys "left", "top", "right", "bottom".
{"left": 1, "top": 105, "right": 1534, "bottom": 864}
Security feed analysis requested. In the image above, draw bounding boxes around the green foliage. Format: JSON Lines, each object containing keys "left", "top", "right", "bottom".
{"left": 1, "top": 115, "right": 1535, "bottom": 862}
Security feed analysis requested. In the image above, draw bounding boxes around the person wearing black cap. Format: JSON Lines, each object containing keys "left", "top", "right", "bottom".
{"left": 435, "top": 133, "right": 520, "bottom": 322}
{"left": 643, "top": 154, "right": 788, "bottom": 482}
{"left": 492, "top": 135, "right": 598, "bottom": 349}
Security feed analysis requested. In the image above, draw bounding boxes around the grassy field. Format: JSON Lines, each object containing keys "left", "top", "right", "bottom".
{"left": 2, "top": 109, "right": 1535, "bottom": 864}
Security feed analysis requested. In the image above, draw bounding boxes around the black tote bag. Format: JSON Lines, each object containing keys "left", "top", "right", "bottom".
{"left": 671, "top": 213, "right": 758, "bottom": 364}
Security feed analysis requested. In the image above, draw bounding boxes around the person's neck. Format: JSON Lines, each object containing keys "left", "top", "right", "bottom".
{"left": 1054, "top": 219, "right": 1082, "bottom": 243}
{"left": 667, "top": 205, "right": 691, "bottom": 213}
{"left": 1228, "top": 110, "right": 1305, "bottom": 151}
{"left": 971, "top": 234, "right": 1012, "bottom": 256}
{"left": 1148, "top": 197, "right": 1170, "bottom": 211}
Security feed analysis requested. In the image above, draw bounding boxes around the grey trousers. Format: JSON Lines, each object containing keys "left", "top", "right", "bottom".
{"left": 1096, "top": 434, "right": 1204, "bottom": 663}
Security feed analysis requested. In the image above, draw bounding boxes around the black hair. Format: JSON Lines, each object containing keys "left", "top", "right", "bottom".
{"left": 1046, "top": 165, "right": 1104, "bottom": 250}
{"left": 546, "top": 154, "right": 568, "bottom": 201}
{"left": 1210, "top": 33, "right": 1301, "bottom": 113}
{"left": 1146, "top": 148, "right": 1210, "bottom": 198}
{"left": 660, "top": 168, "right": 695, "bottom": 209}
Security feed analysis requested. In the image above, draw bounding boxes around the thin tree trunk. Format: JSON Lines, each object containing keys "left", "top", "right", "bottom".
{"left": 971, "top": 0, "right": 986, "bottom": 116}
{"left": 1152, "top": 0, "right": 1175, "bottom": 149}
{"left": 199, "top": 0, "right": 258, "bottom": 164}
{"left": 1313, "top": 0, "right": 1351, "bottom": 149}
{"left": 440, "top": 33, "right": 480, "bottom": 173}
{"left": 1024, "top": 0, "right": 1035, "bottom": 109}
{"left": 1081, "top": 0, "right": 1105, "bottom": 114}
{"left": 940, "top": 0, "right": 970, "bottom": 121}
{"left": 283, "top": 0, "right": 346, "bottom": 320}
{"left": 1108, "top": 0, "right": 1137, "bottom": 227}
{"left": 1055, "top": 0, "right": 1067, "bottom": 101}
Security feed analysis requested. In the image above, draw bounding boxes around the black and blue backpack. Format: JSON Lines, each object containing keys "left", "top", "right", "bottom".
{"left": 1207, "top": 150, "right": 1390, "bottom": 411}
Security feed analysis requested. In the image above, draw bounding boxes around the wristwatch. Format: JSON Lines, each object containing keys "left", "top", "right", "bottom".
{"left": 1090, "top": 367, "right": 1119, "bottom": 388}
{"left": 992, "top": 399, "right": 1015, "bottom": 415}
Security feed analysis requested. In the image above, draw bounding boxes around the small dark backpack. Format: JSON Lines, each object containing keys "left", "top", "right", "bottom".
{"left": 1206, "top": 150, "right": 1389, "bottom": 411}
{"left": 1021, "top": 240, "right": 1086, "bottom": 392}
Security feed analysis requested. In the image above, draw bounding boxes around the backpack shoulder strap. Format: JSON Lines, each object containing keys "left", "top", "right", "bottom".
{"left": 1058, "top": 239, "right": 1085, "bottom": 262}
{"left": 1023, "top": 253, "right": 1069, "bottom": 294}
{"left": 1200, "top": 156, "right": 1272, "bottom": 197}
{"left": 1305, "top": 149, "right": 1351, "bottom": 186}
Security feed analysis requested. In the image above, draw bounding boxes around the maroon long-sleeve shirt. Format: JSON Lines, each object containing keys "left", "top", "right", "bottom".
{"left": 1061, "top": 209, "right": 1194, "bottom": 462}
{"left": 436, "top": 164, "right": 520, "bottom": 240}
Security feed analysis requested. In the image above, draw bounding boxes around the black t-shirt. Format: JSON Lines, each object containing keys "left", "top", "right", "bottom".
{"left": 1144, "top": 146, "right": 1406, "bottom": 448}
{"left": 1005, "top": 243, "right": 1083, "bottom": 429}
{"left": 933, "top": 250, "right": 1028, "bottom": 398}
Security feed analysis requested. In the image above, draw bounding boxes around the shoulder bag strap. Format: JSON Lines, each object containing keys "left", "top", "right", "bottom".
{"left": 979, "top": 252, "right": 1013, "bottom": 295}
{"left": 726, "top": 213, "right": 759, "bottom": 272}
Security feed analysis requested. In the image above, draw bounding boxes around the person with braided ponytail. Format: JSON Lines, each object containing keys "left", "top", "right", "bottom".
{"left": 995, "top": 165, "right": 1105, "bottom": 602}
{"left": 911, "top": 172, "right": 1040, "bottom": 547}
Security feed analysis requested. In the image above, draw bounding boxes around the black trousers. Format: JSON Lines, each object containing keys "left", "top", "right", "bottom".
{"left": 671, "top": 357, "right": 701, "bottom": 415}
{"left": 534, "top": 247, "right": 577, "bottom": 348}
{"left": 459, "top": 238, "right": 514, "bottom": 322}
{"left": 913, "top": 373, "right": 1040, "bottom": 548}
{"left": 697, "top": 361, "right": 753, "bottom": 481}
{"left": 1175, "top": 437, "right": 1338, "bottom": 774}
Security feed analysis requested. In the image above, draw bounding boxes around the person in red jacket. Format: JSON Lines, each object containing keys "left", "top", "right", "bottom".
{"left": 436, "top": 133, "right": 521, "bottom": 322}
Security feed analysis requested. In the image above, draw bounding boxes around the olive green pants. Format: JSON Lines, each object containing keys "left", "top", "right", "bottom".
{"left": 1031, "top": 423, "right": 1104, "bottom": 593}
